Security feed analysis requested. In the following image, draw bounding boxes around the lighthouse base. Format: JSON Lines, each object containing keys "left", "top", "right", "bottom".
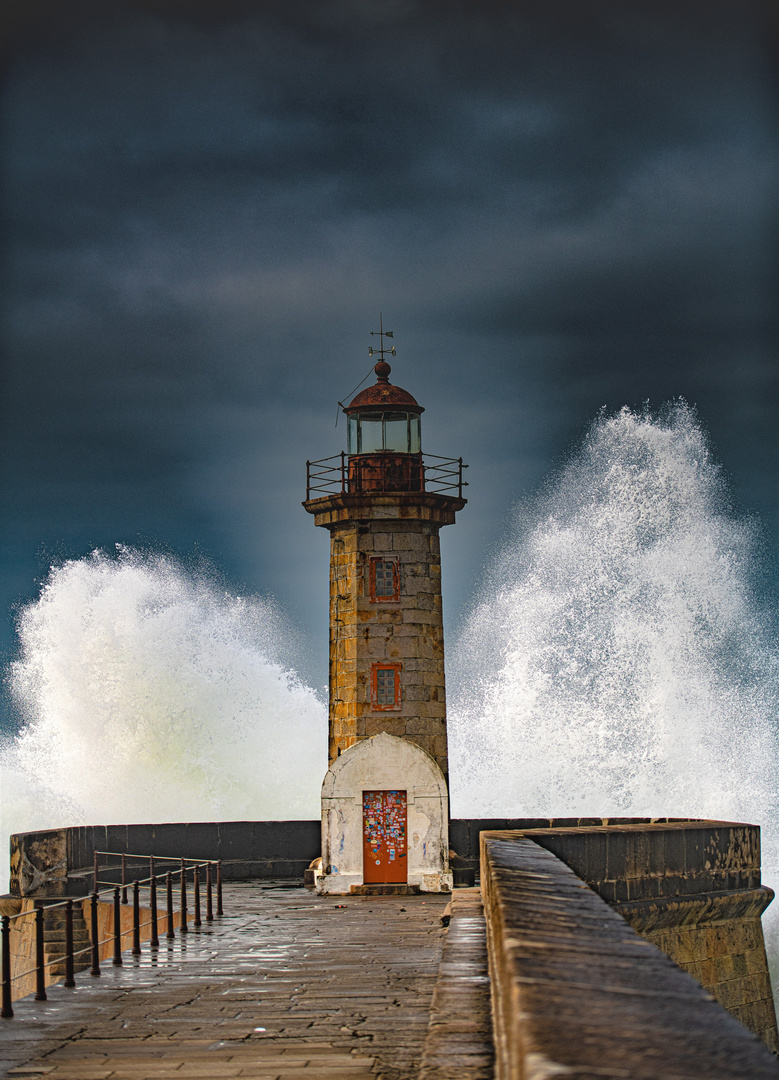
{"left": 316, "top": 732, "right": 452, "bottom": 896}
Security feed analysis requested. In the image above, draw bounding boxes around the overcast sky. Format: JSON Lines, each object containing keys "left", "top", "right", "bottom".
{"left": 1, "top": 0, "right": 777, "bottom": 729}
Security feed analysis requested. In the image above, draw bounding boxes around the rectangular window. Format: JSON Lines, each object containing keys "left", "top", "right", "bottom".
{"left": 370, "top": 557, "right": 399, "bottom": 602}
{"left": 371, "top": 663, "right": 402, "bottom": 710}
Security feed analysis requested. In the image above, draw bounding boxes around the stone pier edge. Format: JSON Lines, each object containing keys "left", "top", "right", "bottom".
{"left": 479, "top": 831, "right": 779, "bottom": 1079}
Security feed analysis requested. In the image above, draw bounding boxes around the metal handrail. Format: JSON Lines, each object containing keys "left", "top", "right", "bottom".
{"left": 1, "top": 852, "right": 223, "bottom": 1019}
{"left": 305, "top": 451, "right": 468, "bottom": 499}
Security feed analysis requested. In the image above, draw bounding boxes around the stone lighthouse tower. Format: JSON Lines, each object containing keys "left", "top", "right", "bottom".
{"left": 304, "top": 322, "right": 466, "bottom": 894}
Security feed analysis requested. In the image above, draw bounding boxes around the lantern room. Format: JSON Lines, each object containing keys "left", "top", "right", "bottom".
{"left": 344, "top": 360, "right": 424, "bottom": 492}
{"left": 346, "top": 361, "right": 423, "bottom": 455}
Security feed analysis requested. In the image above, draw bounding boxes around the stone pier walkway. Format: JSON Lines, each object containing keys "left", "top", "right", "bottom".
{"left": 1, "top": 882, "right": 475, "bottom": 1080}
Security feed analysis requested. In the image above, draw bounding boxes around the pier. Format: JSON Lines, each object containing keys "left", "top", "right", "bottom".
{"left": 0, "top": 883, "right": 492, "bottom": 1080}
{"left": 4, "top": 822, "right": 779, "bottom": 1078}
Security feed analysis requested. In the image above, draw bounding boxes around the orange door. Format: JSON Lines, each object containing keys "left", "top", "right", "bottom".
{"left": 362, "top": 790, "right": 407, "bottom": 884}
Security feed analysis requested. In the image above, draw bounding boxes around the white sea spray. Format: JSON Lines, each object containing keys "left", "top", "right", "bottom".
{"left": 1, "top": 548, "right": 327, "bottom": 889}
{"left": 448, "top": 402, "right": 779, "bottom": 986}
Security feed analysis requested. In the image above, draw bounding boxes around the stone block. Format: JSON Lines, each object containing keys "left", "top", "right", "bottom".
{"left": 404, "top": 686, "right": 432, "bottom": 703}
{"left": 745, "top": 943, "right": 770, "bottom": 975}
{"left": 375, "top": 607, "right": 403, "bottom": 623}
{"left": 405, "top": 718, "right": 447, "bottom": 737}
{"left": 340, "top": 638, "right": 358, "bottom": 660}
{"left": 387, "top": 636, "right": 425, "bottom": 659}
{"left": 420, "top": 638, "right": 445, "bottom": 659}
{"left": 432, "top": 736, "right": 449, "bottom": 758}
{"left": 714, "top": 953, "right": 736, "bottom": 982}
{"left": 409, "top": 735, "right": 435, "bottom": 756}
{"left": 365, "top": 717, "right": 406, "bottom": 737}
{"left": 705, "top": 925, "right": 731, "bottom": 958}
{"left": 423, "top": 669, "right": 446, "bottom": 687}
{"left": 370, "top": 532, "right": 395, "bottom": 551}
{"left": 713, "top": 975, "right": 747, "bottom": 1010}
{"left": 392, "top": 532, "right": 430, "bottom": 553}
{"left": 697, "top": 958, "right": 717, "bottom": 986}
{"left": 403, "top": 656, "right": 442, "bottom": 672}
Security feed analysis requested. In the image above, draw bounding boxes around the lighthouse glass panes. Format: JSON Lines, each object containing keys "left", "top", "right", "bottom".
{"left": 347, "top": 413, "right": 421, "bottom": 455}
{"left": 372, "top": 663, "right": 401, "bottom": 709}
{"left": 360, "top": 417, "right": 383, "bottom": 453}
{"left": 370, "top": 557, "right": 399, "bottom": 602}
{"left": 384, "top": 415, "right": 410, "bottom": 452}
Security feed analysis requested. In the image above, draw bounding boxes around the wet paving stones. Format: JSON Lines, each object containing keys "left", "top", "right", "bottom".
{"left": 1, "top": 883, "right": 461, "bottom": 1080}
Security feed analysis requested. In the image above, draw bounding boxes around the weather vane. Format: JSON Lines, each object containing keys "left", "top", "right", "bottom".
{"left": 368, "top": 313, "right": 396, "bottom": 360}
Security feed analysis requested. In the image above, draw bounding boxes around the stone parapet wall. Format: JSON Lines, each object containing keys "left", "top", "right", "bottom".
{"left": 9, "top": 821, "right": 321, "bottom": 897}
{"left": 524, "top": 819, "right": 763, "bottom": 900}
{"left": 480, "top": 832, "right": 779, "bottom": 1079}
{"left": 478, "top": 821, "right": 779, "bottom": 1051}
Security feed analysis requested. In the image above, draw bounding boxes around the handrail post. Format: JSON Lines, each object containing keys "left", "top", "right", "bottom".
{"left": 112, "top": 888, "right": 123, "bottom": 966}
{"left": 193, "top": 865, "right": 202, "bottom": 928}
{"left": 1, "top": 915, "right": 14, "bottom": 1018}
{"left": 132, "top": 881, "right": 141, "bottom": 956}
{"left": 90, "top": 893, "right": 101, "bottom": 976}
{"left": 34, "top": 904, "right": 47, "bottom": 1001}
{"left": 149, "top": 857, "right": 159, "bottom": 949}
{"left": 206, "top": 862, "right": 214, "bottom": 922}
{"left": 179, "top": 859, "right": 188, "bottom": 934}
{"left": 93, "top": 850, "right": 99, "bottom": 892}
{"left": 121, "top": 853, "right": 128, "bottom": 905}
{"left": 217, "top": 860, "right": 223, "bottom": 917}
{"left": 306, "top": 460, "right": 310, "bottom": 501}
{"left": 166, "top": 873, "right": 175, "bottom": 940}
{"left": 458, "top": 457, "right": 463, "bottom": 499}
{"left": 341, "top": 450, "right": 346, "bottom": 493}
{"left": 64, "top": 900, "right": 75, "bottom": 987}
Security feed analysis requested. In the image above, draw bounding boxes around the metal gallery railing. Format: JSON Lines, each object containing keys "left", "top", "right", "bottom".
{"left": 1, "top": 851, "right": 223, "bottom": 1019}
{"left": 305, "top": 452, "right": 467, "bottom": 500}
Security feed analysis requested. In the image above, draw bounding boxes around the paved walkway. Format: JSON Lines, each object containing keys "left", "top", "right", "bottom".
{"left": 1, "top": 883, "right": 468, "bottom": 1080}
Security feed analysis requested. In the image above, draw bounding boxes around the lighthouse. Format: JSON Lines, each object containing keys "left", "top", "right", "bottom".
{"left": 304, "top": 322, "right": 466, "bottom": 894}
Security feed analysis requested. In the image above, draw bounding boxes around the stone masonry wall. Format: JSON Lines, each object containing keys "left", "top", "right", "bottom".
{"left": 328, "top": 510, "right": 449, "bottom": 777}
{"left": 484, "top": 822, "right": 779, "bottom": 1052}
{"left": 479, "top": 832, "right": 779, "bottom": 1079}
{"left": 615, "top": 891, "right": 779, "bottom": 1051}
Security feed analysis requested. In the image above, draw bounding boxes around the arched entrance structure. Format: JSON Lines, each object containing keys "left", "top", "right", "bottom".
{"left": 316, "top": 732, "right": 452, "bottom": 894}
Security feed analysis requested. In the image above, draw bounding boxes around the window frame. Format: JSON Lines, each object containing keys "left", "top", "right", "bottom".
{"left": 369, "top": 556, "right": 400, "bottom": 603}
{"left": 347, "top": 411, "right": 422, "bottom": 454}
{"left": 371, "top": 662, "right": 402, "bottom": 711}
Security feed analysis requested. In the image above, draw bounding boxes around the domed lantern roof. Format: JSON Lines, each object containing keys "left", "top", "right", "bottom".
{"left": 345, "top": 361, "right": 424, "bottom": 415}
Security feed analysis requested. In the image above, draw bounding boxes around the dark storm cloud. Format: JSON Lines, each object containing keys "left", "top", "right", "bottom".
{"left": 1, "top": 0, "right": 777, "bottom": 719}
